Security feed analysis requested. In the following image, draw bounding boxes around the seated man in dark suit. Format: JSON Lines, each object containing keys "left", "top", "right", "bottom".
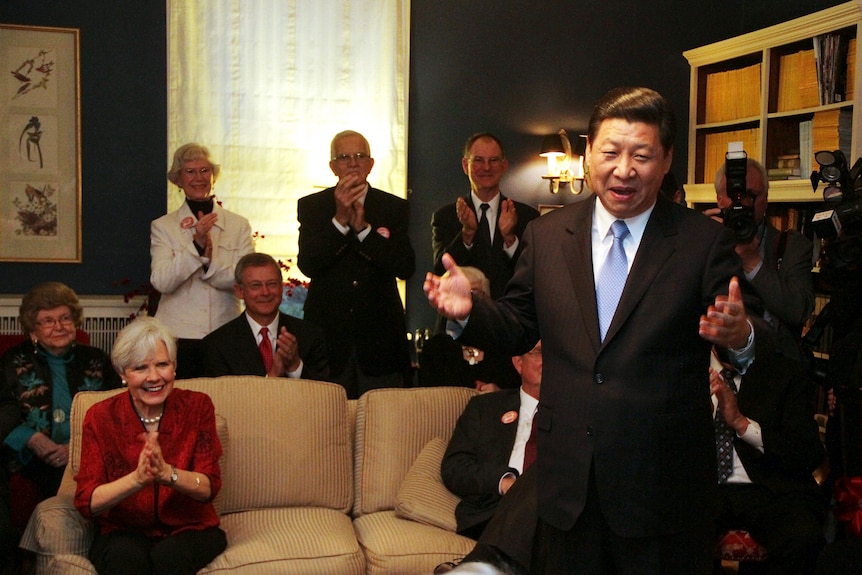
{"left": 441, "top": 341, "right": 542, "bottom": 540}
{"left": 203, "top": 252, "right": 329, "bottom": 380}
{"left": 711, "top": 341, "right": 827, "bottom": 575}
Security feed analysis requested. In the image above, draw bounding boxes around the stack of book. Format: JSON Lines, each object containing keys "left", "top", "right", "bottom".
{"left": 768, "top": 154, "right": 802, "bottom": 181}
{"left": 811, "top": 108, "right": 852, "bottom": 156}
{"left": 703, "top": 63, "right": 761, "bottom": 123}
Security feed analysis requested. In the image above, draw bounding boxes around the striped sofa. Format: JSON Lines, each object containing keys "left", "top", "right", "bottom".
{"left": 19, "top": 378, "right": 477, "bottom": 575}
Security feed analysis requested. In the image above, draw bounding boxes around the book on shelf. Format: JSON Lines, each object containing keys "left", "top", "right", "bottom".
{"left": 702, "top": 128, "right": 759, "bottom": 182}
{"left": 777, "top": 49, "right": 820, "bottom": 111}
{"left": 768, "top": 167, "right": 802, "bottom": 178}
{"left": 703, "top": 63, "right": 761, "bottom": 123}
{"left": 813, "top": 32, "right": 850, "bottom": 105}
{"left": 776, "top": 154, "right": 801, "bottom": 169}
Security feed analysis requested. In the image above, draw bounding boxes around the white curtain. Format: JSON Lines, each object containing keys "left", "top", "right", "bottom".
{"left": 167, "top": 1, "right": 410, "bottom": 277}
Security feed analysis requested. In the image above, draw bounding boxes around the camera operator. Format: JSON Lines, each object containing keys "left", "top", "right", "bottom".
{"left": 705, "top": 158, "right": 815, "bottom": 363}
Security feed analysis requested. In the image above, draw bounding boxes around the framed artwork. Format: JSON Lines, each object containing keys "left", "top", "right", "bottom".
{"left": 0, "top": 24, "right": 80, "bottom": 262}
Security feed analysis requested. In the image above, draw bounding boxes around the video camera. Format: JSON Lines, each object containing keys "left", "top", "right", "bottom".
{"left": 810, "top": 149, "right": 862, "bottom": 269}
{"left": 721, "top": 145, "right": 758, "bottom": 243}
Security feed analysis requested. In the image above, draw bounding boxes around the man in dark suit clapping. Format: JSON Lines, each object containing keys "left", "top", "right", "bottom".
{"left": 203, "top": 252, "right": 329, "bottom": 380}
{"left": 297, "top": 131, "right": 415, "bottom": 398}
{"left": 432, "top": 133, "right": 539, "bottom": 301}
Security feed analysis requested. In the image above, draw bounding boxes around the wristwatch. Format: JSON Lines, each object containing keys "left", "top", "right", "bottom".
{"left": 169, "top": 465, "right": 178, "bottom": 485}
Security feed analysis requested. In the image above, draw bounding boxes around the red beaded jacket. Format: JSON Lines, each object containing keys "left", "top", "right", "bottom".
{"left": 74, "top": 388, "right": 222, "bottom": 537}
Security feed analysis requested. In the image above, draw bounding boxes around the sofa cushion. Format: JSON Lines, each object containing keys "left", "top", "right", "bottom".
{"left": 207, "top": 507, "right": 364, "bottom": 575}
{"left": 354, "top": 386, "right": 476, "bottom": 516}
{"left": 179, "top": 377, "right": 353, "bottom": 514}
{"left": 353, "top": 510, "right": 475, "bottom": 575}
{"left": 395, "top": 437, "right": 459, "bottom": 532}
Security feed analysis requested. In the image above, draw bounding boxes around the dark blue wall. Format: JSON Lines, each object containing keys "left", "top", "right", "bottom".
{"left": 0, "top": 0, "right": 847, "bottom": 332}
{"left": 0, "top": 2, "right": 166, "bottom": 297}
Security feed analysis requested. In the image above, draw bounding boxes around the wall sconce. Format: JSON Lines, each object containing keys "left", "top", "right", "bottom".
{"left": 540, "top": 129, "right": 585, "bottom": 194}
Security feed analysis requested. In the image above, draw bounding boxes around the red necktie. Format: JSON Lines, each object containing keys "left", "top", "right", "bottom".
{"left": 259, "top": 327, "right": 273, "bottom": 373}
{"left": 523, "top": 416, "right": 538, "bottom": 471}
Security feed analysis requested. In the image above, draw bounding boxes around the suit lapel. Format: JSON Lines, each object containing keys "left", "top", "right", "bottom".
{"left": 562, "top": 199, "right": 602, "bottom": 353}
{"left": 603, "top": 200, "right": 677, "bottom": 345}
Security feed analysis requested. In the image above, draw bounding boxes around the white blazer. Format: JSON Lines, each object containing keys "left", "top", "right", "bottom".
{"left": 150, "top": 202, "right": 254, "bottom": 339}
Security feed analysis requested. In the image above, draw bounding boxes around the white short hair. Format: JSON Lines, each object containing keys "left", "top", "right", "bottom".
{"left": 111, "top": 317, "right": 177, "bottom": 375}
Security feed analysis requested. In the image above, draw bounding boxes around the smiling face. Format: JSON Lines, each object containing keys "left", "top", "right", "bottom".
{"left": 178, "top": 158, "right": 215, "bottom": 201}
{"left": 462, "top": 137, "right": 508, "bottom": 201}
{"left": 586, "top": 119, "right": 672, "bottom": 219}
{"left": 122, "top": 340, "right": 175, "bottom": 418}
{"left": 235, "top": 263, "right": 283, "bottom": 326}
{"left": 30, "top": 305, "right": 77, "bottom": 356}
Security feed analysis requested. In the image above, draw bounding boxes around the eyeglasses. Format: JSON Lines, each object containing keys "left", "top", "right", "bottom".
{"left": 243, "top": 281, "right": 282, "bottom": 292}
{"left": 36, "top": 315, "right": 75, "bottom": 329}
{"left": 332, "top": 152, "right": 371, "bottom": 164}
{"left": 182, "top": 167, "right": 212, "bottom": 177}
{"left": 469, "top": 156, "right": 504, "bottom": 168}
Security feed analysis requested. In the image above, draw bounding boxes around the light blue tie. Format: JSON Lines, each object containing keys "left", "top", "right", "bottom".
{"left": 596, "top": 220, "right": 630, "bottom": 341}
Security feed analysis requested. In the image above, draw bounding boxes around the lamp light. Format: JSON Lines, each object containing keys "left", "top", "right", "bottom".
{"left": 540, "top": 129, "right": 585, "bottom": 194}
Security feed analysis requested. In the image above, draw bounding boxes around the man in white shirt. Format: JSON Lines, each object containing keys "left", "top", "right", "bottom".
{"left": 441, "top": 341, "right": 542, "bottom": 540}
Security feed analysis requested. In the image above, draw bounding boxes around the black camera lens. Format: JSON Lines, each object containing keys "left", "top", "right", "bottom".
{"left": 822, "top": 165, "right": 843, "bottom": 182}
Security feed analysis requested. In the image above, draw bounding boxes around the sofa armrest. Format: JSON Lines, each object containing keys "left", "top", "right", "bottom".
{"left": 19, "top": 494, "right": 93, "bottom": 558}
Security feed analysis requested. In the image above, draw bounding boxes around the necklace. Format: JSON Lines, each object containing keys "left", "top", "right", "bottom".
{"left": 139, "top": 411, "right": 163, "bottom": 425}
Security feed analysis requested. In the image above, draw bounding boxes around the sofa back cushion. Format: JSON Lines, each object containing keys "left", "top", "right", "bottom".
{"left": 65, "top": 377, "right": 352, "bottom": 515}
{"left": 353, "top": 386, "right": 475, "bottom": 517}
{"left": 178, "top": 377, "right": 353, "bottom": 514}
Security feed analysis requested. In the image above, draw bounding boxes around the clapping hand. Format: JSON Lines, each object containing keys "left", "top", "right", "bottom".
{"left": 424, "top": 253, "right": 474, "bottom": 320}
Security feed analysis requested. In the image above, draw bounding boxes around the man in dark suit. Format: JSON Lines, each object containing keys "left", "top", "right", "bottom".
{"left": 425, "top": 87, "right": 756, "bottom": 574}
{"left": 441, "top": 341, "right": 542, "bottom": 540}
{"left": 203, "top": 252, "right": 329, "bottom": 380}
{"left": 711, "top": 343, "right": 826, "bottom": 575}
{"left": 432, "top": 133, "right": 540, "bottom": 300}
{"left": 705, "top": 158, "right": 814, "bottom": 362}
{"left": 297, "top": 130, "right": 415, "bottom": 398}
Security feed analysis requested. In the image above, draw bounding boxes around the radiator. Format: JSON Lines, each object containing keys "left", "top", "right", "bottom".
{"left": 0, "top": 295, "right": 145, "bottom": 354}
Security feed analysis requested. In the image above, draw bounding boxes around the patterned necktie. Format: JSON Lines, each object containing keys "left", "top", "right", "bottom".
{"left": 596, "top": 220, "right": 630, "bottom": 341}
{"left": 476, "top": 203, "right": 491, "bottom": 248}
{"left": 523, "top": 415, "right": 538, "bottom": 471}
{"left": 259, "top": 327, "right": 273, "bottom": 374}
{"left": 715, "top": 369, "right": 739, "bottom": 483}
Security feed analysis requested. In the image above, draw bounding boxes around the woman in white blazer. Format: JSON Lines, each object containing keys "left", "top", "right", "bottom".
{"left": 150, "top": 143, "right": 254, "bottom": 378}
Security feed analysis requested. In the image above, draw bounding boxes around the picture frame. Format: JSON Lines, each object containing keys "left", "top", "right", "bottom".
{"left": 0, "top": 24, "right": 81, "bottom": 262}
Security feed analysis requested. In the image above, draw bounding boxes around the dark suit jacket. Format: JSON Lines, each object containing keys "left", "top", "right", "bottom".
{"left": 432, "top": 195, "right": 540, "bottom": 299}
{"left": 748, "top": 223, "right": 814, "bottom": 361}
{"left": 441, "top": 388, "right": 522, "bottom": 533}
{"left": 202, "top": 312, "right": 330, "bottom": 381}
{"left": 297, "top": 186, "right": 415, "bottom": 378}
{"left": 462, "top": 195, "right": 743, "bottom": 538}
{"left": 730, "top": 347, "right": 825, "bottom": 498}
{"left": 418, "top": 333, "right": 520, "bottom": 389}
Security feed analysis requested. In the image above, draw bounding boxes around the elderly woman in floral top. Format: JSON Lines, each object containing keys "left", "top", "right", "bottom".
{"left": 0, "top": 282, "right": 120, "bottom": 518}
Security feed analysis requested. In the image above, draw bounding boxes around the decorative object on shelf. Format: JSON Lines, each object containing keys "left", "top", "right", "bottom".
{"left": 0, "top": 24, "right": 81, "bottom": 262}
{"left": 539, "top": 129, "right": 585, "bottom": 194}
